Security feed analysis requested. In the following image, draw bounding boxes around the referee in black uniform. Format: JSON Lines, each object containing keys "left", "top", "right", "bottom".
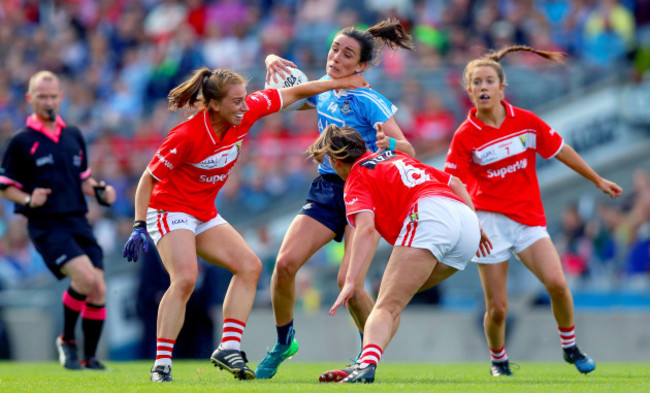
{"left": 0, "top": 71, "right": 116, "bottom": 370}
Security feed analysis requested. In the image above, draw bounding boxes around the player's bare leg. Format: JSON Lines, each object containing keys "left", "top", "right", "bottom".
{"left": 272, "top": 215, "right": 335, "bottom": 325}
{"left": 517, "top": 237, "right": 595, "bottom": 373}
{"left": 477, "top": 261, "right": 512, "bottom": 375}
{"left": 198, "top": 223, "right": 262, "bottom": 380}
{"left": 342, "top": 247, "right": 442, "bottom": 383}
{"left": 320, "top": 227, "right": 376, "bottom": 382}
{"left": 517, "top": 238, "right": 574, "bottom": 327}
{"left": 197, "top": 223, "right": 261, "bottom": 324}
{"left": 257, "top": 215, "right": 335, "bottom": 379}
{"left": 156, "top": 229, "right": 199, "bottom": 343}
{"left": 151, "top": 229, "right": 198, "bottom": 382}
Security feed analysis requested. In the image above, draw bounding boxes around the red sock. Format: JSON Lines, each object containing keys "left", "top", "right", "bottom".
{"left": 558, "top": 325, "right": 576, "bottom": 348}
{"left": 220, "top": 318, "right": 245, "bottom": 350}
{"left": 358, "top": 344, "right": 382, "bottom": 368}
{"left": 155, "top": 338, "right": 175, "bottom": 366}
{"left": 490, "top": 345, "right": 508, "bottom": 362}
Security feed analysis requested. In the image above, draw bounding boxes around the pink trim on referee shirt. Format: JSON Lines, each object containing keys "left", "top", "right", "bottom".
{"left": 26, "top": 114, "right": 66, "bottom": 143}
{"left": 80, "top": 168, "right": 92, "bottom": 180}
{"left": 0, "top": 176, "right": 23, "bottom": 189}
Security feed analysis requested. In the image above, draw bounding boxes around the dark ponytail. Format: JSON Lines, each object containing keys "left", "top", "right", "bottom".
{"left": 338, "top": 18, "right": 414, "bottom": 66}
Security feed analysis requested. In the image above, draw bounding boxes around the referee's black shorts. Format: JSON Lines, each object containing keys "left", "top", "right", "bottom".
{"left": 28, "top": 215, "right": 103, "bottom": 280}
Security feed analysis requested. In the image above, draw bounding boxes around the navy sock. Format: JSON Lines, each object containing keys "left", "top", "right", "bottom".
{"left": 356, "top": 331, "right": 364, "bottom": 360}
{"left": 276, "top": 321, "right": 294, "bottom": 346}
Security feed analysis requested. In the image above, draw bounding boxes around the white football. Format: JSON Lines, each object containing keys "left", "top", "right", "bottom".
{"left": 265, "top": 66, "right": 309, "bottom": 111}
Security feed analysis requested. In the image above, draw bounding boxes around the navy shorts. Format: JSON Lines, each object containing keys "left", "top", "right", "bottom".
{"left": 299, "top": 174, "right": 347, "bottom": 242}
{"left": 28, "top": 215, "right": 104, "bottom": 280}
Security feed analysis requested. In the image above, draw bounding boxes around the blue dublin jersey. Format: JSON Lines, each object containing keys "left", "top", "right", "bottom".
{"left": 307, "top": 75, "right": 397, "bottom": 176}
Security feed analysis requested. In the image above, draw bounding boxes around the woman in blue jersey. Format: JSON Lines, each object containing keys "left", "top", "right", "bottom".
{"left": 256, "top": 19, "right": 416, "bottom": 381}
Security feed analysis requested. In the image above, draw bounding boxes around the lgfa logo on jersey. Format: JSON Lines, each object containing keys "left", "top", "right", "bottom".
{"left": 519, "top": 135, "right": 527, "bottom": 148}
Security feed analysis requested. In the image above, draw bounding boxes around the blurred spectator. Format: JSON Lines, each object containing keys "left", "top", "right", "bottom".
{"left": 582, "top": 0, "right": 635, "bottom": 67}
{"left": 143, "top": 0, "right": 187, "bottom": 44}
{"left": 205, "top": 0, "right": 248, "bottom": 37}
{"left": 0, "top": 217, "right": 51, "bottom": 289}
{"left": 622, "top": 170, "right": 650, "bottom": 277}
{"left": 411, "top": 91, "right": 456, "bottom": 157}
{"left": 556, "top": 204, "right": 592, "bottom": 282}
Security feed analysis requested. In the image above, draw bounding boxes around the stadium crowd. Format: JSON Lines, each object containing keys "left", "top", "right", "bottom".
{"left": 0, "top": 0, "right": 649, "bottom": 305}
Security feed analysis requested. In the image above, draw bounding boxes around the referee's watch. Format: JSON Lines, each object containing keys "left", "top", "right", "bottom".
{"left": 24, "top": 194, "right": 31, "bottom": 207}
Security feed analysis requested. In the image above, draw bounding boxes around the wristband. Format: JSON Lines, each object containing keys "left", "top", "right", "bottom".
{"left": 388, "top": 137, "right": 396, "bottom": 151}
{"left": 133, "top": 220, "right": 147, "bottom": 229}
{"left": 93, "top": 185, "right": 111, "bottom": 207}
{"left": 24, "top": 194, "right": 31, "bottom": 207}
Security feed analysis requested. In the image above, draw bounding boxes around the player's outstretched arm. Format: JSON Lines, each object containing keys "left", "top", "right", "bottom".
{"left": 330, "top": 211, "right": 376, "bottom": 316}
{"left": 279, "top": 73, "right": 369, "bottom": 110}
{"left": 554, "top": 144, "right": 623, "bottom": 199}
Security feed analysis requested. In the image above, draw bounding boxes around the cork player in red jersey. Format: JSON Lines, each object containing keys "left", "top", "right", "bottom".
{"left": 122, "top": 67, "right": 368, "bottom": 382}
{"left": 444, "top": 45, "right": 622, "bottom": 376}
{"left": 309, "top": 124, "right": 492, "bottom": 383}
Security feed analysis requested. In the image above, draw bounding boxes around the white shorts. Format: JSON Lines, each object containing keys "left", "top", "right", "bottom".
{"left": 146, "top": 208, "right": 228, "bottom": 245}
{"left": 395, "top": 196, "right": 481, "bottom": 271}
{"left": 472, "top": 211, "right": 549, "bottom": 264}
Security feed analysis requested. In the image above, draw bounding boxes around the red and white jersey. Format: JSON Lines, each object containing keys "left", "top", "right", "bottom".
{"left": 344, "top": 151, "right": 464, "bottom": 244}
{"left": 444, "top": 101, "right": 563, "bottom": 227}
{"left": 148, "top": 89, "right": 282, "bottom": 221}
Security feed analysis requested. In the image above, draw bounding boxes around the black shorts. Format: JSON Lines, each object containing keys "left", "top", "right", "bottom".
{"left": 299, "top": 174, "right": 347, "bottom": 242}
{"left": 28, "top": 215, "right": 103, "bottom": 280}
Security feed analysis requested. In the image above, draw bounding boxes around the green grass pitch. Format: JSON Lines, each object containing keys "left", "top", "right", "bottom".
{"left": 0, "top": 361, "right": 648, "bottom": 393}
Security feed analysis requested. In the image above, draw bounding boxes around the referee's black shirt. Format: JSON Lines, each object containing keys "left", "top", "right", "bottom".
{"left": 0, "top": 119, "right": 91, "bottom": 222}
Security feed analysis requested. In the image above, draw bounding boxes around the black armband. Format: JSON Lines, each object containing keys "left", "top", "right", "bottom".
{"left": 93, "top": 185, "right": 110, "bottom": 207}
{"left": 133, "top": 220, "right": 147, "bottom": 229}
